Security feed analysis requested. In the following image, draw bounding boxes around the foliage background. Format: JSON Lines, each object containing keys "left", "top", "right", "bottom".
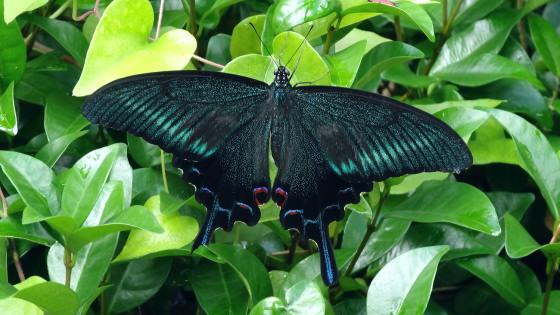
{"left": 0, "top": 0, "right": 559, "bottom": 314}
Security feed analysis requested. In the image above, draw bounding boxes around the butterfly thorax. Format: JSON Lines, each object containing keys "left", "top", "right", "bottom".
{"left": 271, "top": 66, "right": 292, "bottom": 109}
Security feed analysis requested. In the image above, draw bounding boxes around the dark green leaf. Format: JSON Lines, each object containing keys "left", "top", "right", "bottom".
{"left": 528, "top": 14, "right": 560, "bottom": 76}
{"left": 0, "top": 14, "right": 26, "bottom": 90}
{"left": 522, "top": 291, "right": 560, "bottom": 315}
{"left": 35, "top": 131, "right": 88, "bottom": 168}
{"left": 0, "top": 82, "right": 17, "bottom": 135}
{"left": 44, "top": 94, "right": 88, "bottom": 141}
{"left": 457, "top": 255, "right": 525, "bottom": 307}
{"left": 106, "top": 258, "right": 172, "bottom": 314}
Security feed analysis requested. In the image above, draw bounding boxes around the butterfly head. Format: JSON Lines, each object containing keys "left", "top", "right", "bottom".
{"left": 274, "top": 66, "right": 291, "bottom": 88}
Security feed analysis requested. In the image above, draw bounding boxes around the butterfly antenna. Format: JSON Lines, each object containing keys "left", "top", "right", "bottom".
{"left": 293, "top": 70, "right": 330, "bottom": 87}
{"left": 249, "top": 22, "right": 278, "bottom": 67}
{"left": 287, "top": 25, "right": 314, "bottom": 82}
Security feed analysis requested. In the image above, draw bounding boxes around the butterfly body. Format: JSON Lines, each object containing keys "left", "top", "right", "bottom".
{"left": 82, "top": 66, "right": 472, "bottom": 286}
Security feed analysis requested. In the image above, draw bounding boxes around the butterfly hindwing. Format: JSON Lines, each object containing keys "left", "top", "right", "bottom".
{"left": 290, "top": 85, "right": 473, "bottom": 182}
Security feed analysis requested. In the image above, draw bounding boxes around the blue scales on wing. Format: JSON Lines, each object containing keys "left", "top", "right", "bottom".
{"left": 290, "top": 86, "right": 473, "bottom": 182}
{"left": 82, "top": 71, "right": 273, "bottom": 250}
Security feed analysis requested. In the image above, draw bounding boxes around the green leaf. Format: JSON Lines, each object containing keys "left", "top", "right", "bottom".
{"left": 3, "top": 0, "right": 48, "bottom": 23}
{"left": 127, "top": 135, "right": 164, "bottom": 168}
{"left": 522, "top": 291, "right": 560, "bottom": 315}
{"left": 44, "top": 94, "right": 89, "bottom": 142}
{"left": 73, "top": 0, "right": 196, "bottom": 96}
{"left": 353, "top": 41, "right": 424, "bottom": 90}
{"left": 468, "top": 117, "right": 523, "bottom": 167}
{"left": 47, "top": 235, "right": 118, "bottom": 304}
{"left": 382, "top": 63, "right": 438, "bottom": 88}
{"left": 106, "top": 257, "right": 171, "bottom": 314}
{"left": 281, "top": 249, "right": 354, "bottom": 292}
{"left": 323, "top": 40, "right": 366, "bottom": 87}
{"left": 0, "top": 81, "right": 17, "bottom": 135}
{"left": 61, "top": 144, "right": 121, "bottom": 226}
{"left": 21, "top": 14, "right": 88, "bottom": 66}
{"left": 413, "top": 99, "right": 502, "bottom": 115}
{"left": 0, "top": 13, "right": 25, "bottom": 91}
{"left": 431, "top": 53, "right": 545, "bottom": 89}
{"left": 0, "top": 151, "right": 59, "bottom": 219}
{"left": 191, "top": 259, "right": 249, "bottom": 314}
{"left": 342, "top": 213, "right": 410, "bottom": 273}
{"left": 225, "top": 32, "right": 330, "bottom": 86}
{"left": 285, "top": 280, "right": 326, "bottom": 313}
{"left": 342, "top": 0, "right": 435, "bottom": 42}
{"left": 203, "top": 33, "right": 232, "bottom": 71}
{"left": 430, "top": 11, "right": 522, "bottom": 75}
{"left": 453, "top": 0, "right": 508, "bottom": 25}
{"left": 0, "top": 276, "right": 80, "bottom": 315}
{"left": 197, "top": 0, "right": 244, "bottom": 36}
{"left": 269, "top": 0, "right": 340, "bottom": 36}
{"left": 0, "top": 213, "right": 55, "bottom": 246}
{"left": 35, "top": 131, "right": 88, "bottom": 168}
{"left": 367, "top": 246, "right": 449, "bottom": 314}
{"left": 484, "top": 108, "right": 560, "bottom": 220}
{"left": 504, "top": 214, "right": 560, "bottom": 259}
{"left": 387, "top": 182, "right": 500, "bottom": 235}
{"left": 230, "top": 15, "right": 265, "bottom": 58}
{"left": 456, "top": 255, "right": 525, "bottom": 307}
{"left": 206, "top": 244, "right": 273, "bottom": 306}
{"left": 528, "top": 14, "right": 560, "bottom": 76}
{"left": 159, "top": 190, "right": 186, "bottom": 214}
{"left": 14, "top": 72, "right": 69, "bottom": 106}
{"left": 114, "top": 195, "right": 197, "bottom": 261}
{"left": 25, "top": 51, "right": 68, "bottom": 72}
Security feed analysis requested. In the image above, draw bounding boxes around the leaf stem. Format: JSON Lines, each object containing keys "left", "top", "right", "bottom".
{"left": 422, "top": 0, "right": 464, "bottom": 76}
{"left": 1, "top": 189, "right": 26, "bottom": 282}
{"left": 49, "top": 0, "right": 71, "bottom": 19}
{"left": 323, "top": 17, "right": 341, "bottom": 55}
{"left": 394, "top": 16, "right": 404, "bottom": 42}
{"left": 287, "top": 230, "right": 299, "bottom": 265}
{"left": 541, "top": 259, "right": 557, "bottom": 315}
{"left": 442, "top": 0, "right": 447, "bottom": 27}
{"left": 64, "top": 248, "right": 73, "bottom": 286}
{"left": 187, "top": 0, "right": 197, "bottom": 36}
{"left": 516, "top": 0, "right": 527, "bottom": 51}
{"left": 160, "top": 150, "right": 169, "bottom": 193}
{"left": 344, "top": 185, "right": 391, "bottom": 278}
{"left": 547, "top": 86, "right": 559, "bottom": 110}
{"left": 191, "top": 54, "right": 225, "bottom": 69}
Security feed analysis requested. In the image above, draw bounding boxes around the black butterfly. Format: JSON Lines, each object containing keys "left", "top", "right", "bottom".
{"left": 82, "top": 64, "right": 472, "bottom": 286}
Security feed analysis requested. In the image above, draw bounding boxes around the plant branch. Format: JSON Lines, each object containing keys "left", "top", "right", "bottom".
{"left": 541, "top": 259, "right": 557, "bottom": 315}
{"left": 192, "top": 54, "right": 225, "bottom": 69}
{"left": 344, "top": 185, "right": 391, "bottom": 278}
{"left": 187, "top": 0, "right": 197, "bottom": 35}
{"left": 422, "top": 0, "right": 464, "bottom": 76}
{"left": 160, "top": 150, "right": 169, "bottom": 193}
{"left": 64, "top": 248, "right": 73, "bottom": 286}
{"left": 394, "top": 16, "right": 404, "bottom": 42}
{"left": 516, "top": 0, "right": 527, "bottom": 51}
{"left": 1, "top": 189, "right": 26, "bottom": 282}
{"left": 287, "top": 230, "right": 299, "bottom": 265}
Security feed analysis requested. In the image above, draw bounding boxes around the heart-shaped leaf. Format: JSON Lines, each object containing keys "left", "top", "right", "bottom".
{"left": 73, "top": 0, "right": 196, "bottom": 96}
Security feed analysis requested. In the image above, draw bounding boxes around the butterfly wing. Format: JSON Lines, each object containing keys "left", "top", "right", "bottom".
{"left": 271, "top": 85, "right": 471, "bottom": 285}
{"left": 291, "top": 85, "right": 472, "bottom": 182}
{"left": 82, "top": 71, "right": 273, "bottom": 249}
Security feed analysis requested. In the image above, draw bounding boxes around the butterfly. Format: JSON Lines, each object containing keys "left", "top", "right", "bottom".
{"left": 82, "top": 58, "right": 472, "bottom": 286}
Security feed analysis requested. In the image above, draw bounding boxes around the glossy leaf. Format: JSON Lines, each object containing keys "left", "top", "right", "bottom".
{"left": 230, "top": 15, "right": 265, "bottom": 58}
{"left": 47, "top": 235, "right": 118, "bottom": 304}
{"left": 323, "top": 40, "right": 366, "bottom": 87}
{"left": 127, "top": 135, "right": 164, "bottom": 168}
{"left": 342, "top": 0, "right": 435, "bottom": 41}
{"left": 61, "top": 144, "right": 121, "bottom": 226}
{"left": 73, "top": 0, "right": 196, "bottom": 96}
{"left": 284, "top": 280, "right": 326, "bottom": 313}
{"left": 468, "top": 118, "right": 523, "bottom": 166}
{"left": 0, "top": 214, "right": 55, "bottom": 246}
{"left": 528, "top": 14, "right": 560, "bottom": 76}
{"left": 0, "top": 81, "right": 17, "bottom": 135}
{"left": 206, "top": 244, "right": 273, "bottom": 305}
{"left": 0, "top": 276, "right": 79, "bottom": 315}
{"left": 504, "top": 214, "right": 560, "bottom": 259}
{"left": 198, "top": 0, "right": 244, "bottom": 37}
{"left": 367, "top": 246, "right": 449, "bottom": 315}
{"left": 386, "top": 182, "right": 500, "bottom": 235}
{"left": 456, "top": 255, "right": 525, "bottom": 307}
{"left": 484, "top": 108, "right": 560, "bottom": 220}
{"left": 382, "top": 63, "right": 438, "bottom": 88}
{"left": 35, "top": 131, "right": 88, "bottom": 168}
{"left": 204, "top": 33, "right": 232, "bottom": 71}
{"left": 269, "top": 0, "right": 340, "bottom": 37}
{"left": 3, "top": 0, "right": 48, "bottom": 23}
{"left": 21, "top": 14, "right": 88, "bottom": 66}
{"left": 114, "top": 196, "right": 196, "bottom": 261}
{"left": 0, "top": 151, "right": 59, "bottom": 219}
{"left": 353, "top": 41, "right": 424, "bottom": 90}
{"left": 430, "top": 11, "right": 522, "bottom": 75}
{"left": 14, "top": 72, "right": 69, "bottom": 106}
{"left": 431, "top": 53, "right": 545, "bottom": 89}
{"left": 522, "top": 291, "right": 560, "bottom": 315}
{"left": 44, "top": 94, "right": 89, "bottom": 142}
{"left": 191, "top": 259, "right": 249, "bottom": 314}
{"left": 0, "top": 12, "right": 25, "bottom": 91}
{"left": 106, "top": 258, "right": 172, "bottom": 314}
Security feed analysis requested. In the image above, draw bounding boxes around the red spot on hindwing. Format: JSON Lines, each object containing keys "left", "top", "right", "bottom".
{"left": 274, "top": 187, "right": 288, "bottom": 207}
{"left": 253, "top": 187, "right": 269, "bottom": 205}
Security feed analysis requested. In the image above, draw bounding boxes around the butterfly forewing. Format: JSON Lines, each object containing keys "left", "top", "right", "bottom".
{"left": 82, "top": 71, "right": 273, "bottom": 249}
{"left": 289, "top": 85, "right": 473, "bottom": 182}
